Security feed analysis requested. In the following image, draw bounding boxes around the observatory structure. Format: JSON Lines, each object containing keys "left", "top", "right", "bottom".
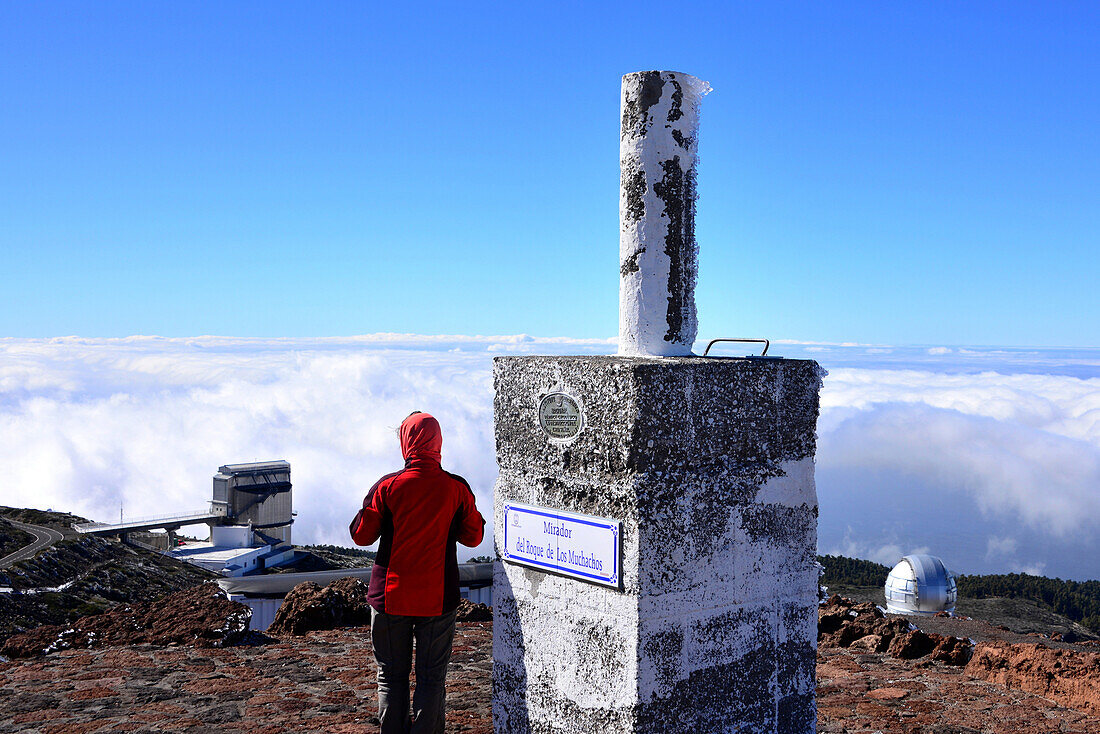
{"left": 74, "top": 460, "right": 296, "bottom": 577}
{"left": 170, "top": 460, "right": 296, "bottom": 576}
{"left": 210, "top": 461, "right": 294, "bottom": 545}
{"left": 884, "top": 554, "right": 957, "bottom": 615}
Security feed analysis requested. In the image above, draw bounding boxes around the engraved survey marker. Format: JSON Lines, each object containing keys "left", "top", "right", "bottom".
{"left": 537, "top": 392, "right": 582, "bottom": 440}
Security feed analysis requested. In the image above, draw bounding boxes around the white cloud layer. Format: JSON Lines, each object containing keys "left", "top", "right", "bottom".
{"left": 0, "top": 335, "right": 613, "bottom": 559}
{"left": 1, "top": 336, "right": 1098, "bottom": 576}
{"left": 814, "top": 358, "right": 1100, "bottom": 579}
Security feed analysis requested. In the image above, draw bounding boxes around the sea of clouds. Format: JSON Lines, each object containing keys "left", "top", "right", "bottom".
{"left": 1, "top": 335, "right": 1097, "bottom": 579}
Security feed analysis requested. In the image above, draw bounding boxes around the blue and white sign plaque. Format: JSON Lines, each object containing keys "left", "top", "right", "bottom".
{"left": 502, "top": 502, "right": 621, "bottom": 588}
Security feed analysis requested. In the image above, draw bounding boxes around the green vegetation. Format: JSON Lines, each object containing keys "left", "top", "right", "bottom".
{"left": 956, "top": 573, "right": 1100, "bottom": 635}
{"left": 818, "top": 555, "right": 890, "bottom": 587}
{"left": 818, "top": 554, "right": 1100, "bottom": 636}
{"left": 302, "top": 543, "right": 376, "bottom": 560}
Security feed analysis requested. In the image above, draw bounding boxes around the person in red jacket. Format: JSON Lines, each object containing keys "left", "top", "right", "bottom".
{"left": 350, "top": 411, "right": 485, "bottom": 734}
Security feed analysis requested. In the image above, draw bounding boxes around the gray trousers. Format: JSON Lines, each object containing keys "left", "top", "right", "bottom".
{"left": 371, "top": 606, "right": 458, "bottom": 734}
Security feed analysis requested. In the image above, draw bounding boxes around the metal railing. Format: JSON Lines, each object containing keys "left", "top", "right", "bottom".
{"left": 72, "top": 509, "right": 221, "bottom": 533}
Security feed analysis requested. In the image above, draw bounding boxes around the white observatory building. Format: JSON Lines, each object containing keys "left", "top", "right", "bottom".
{"left": 884, "top": 554, "right": 958, "bottom": 615}
{"left": 170, "top": 461, "right": 296, "bottom": 577}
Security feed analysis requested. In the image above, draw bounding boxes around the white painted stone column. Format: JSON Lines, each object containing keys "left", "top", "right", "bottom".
{"left": 619, "top": 71, "right": 710, "bottom": 357}
{"left": 492, "top": 71, "right": 822, "bottom": 734}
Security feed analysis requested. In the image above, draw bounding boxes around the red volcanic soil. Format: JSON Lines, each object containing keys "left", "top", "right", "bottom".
{"left": 967, "top": 641, "right": 1100, "bottom": 718}
{"left": 0, "top": 625, "right": 493, "bottom": 734}
{"left": 817, "top": 646, "right": 1099, "bottom": 733}
{"left": 1, "top": 590, "right": 1098, "bottom": 733}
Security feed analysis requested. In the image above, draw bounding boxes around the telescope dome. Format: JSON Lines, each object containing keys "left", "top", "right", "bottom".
{"left": 884, "top": 554, "right": 957, "bottom": 615}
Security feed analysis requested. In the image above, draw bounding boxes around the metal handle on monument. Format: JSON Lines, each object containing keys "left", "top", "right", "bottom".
{"left": 702, "top": 338, "right": 770, "bottom": 357}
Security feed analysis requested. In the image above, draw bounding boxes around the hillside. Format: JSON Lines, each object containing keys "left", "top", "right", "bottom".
{"left": 4, "top": 505, "right": 1099, "bottom": 647}
{"left": 0, "top": 508, "right": 384, "bottom": 644}
{"left": 0, "top": 507, "right": 215, "bottom": 644}
{"left": 0, "top": 521, "right": 33, "bottom": 560}
{"left": 270, "top": 543, "right": 377, "bottom": 573}
{"left": 818, "top": 554, "right": 1100, "bottom": 639}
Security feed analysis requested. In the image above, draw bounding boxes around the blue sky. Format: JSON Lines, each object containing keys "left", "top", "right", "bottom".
{"left": 1, "top": 2, "right": 1098, "bottom": 345}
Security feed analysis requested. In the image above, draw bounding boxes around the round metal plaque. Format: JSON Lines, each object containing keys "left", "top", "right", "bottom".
{"left": 538, "top": 393, "right": 582, "bottom": 440}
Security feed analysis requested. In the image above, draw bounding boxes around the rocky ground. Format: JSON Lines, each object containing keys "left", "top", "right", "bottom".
{"left": 816, "top": 595, "right": 1100, "bottom": 730}
{"left": 0, "top": 520, "right": 34, "bottom": 559}
{"left": 0, "top": 624, "right": 493, "bottom": 734}
{"left": 817, "top": 646, "right": 1100, "bottom": 733}
{"left": 1, "top": 583, "right": 252, "bottom": 659}
{"left": 0, "top": 531, "right": 215, "bottom": 644}
{"left": 2, "top": 620, "right": 1097, "bottom": 733}
{"left": 2, "top": 585, "right": 1100, "bottom": 732}
{"left": 828, "top": 584, "right": 1100, "bottom": 642}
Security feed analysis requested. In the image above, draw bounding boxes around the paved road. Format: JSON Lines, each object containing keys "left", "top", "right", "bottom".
{"left": 0, "top": 520, "right": 64, "bottom": 569}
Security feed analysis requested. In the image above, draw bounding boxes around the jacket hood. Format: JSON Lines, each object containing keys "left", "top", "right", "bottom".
{"left": 400, "top": 412, "right": 442, "bottom": 463}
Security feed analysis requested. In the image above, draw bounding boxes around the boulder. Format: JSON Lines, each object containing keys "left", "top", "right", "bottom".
{"left": 888, "top": 629, "right": 938, "bottom": 660}
{"left": 455, "top": 598, "right": 491, "bottom": 622}
{"left": 848, "top": 634, "right": 883, "bottom": 652}
{"left": 268, "top": 577, "right": 372, "bottom": 636}
{"left": 818, "top": 594, "right": 972, "bottom": 665}
{"left": 931, "top": 634, "right": 973, "bottom": 665}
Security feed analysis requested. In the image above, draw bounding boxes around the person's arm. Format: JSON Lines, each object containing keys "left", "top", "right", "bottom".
{"left": 349, "top": 478, "right": 386, "bottom": 546}
{"left": 456, "top": 482, "right": 486, "bottom": 548}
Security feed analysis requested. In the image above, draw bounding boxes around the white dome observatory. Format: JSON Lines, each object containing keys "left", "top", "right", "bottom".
{"left": 884, "top": 554, "right": 957, "bottom": 615}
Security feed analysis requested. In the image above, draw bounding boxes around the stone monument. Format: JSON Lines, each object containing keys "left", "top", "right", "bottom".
{"left": 493, "top": 71, "right": 823, "bottom": 734}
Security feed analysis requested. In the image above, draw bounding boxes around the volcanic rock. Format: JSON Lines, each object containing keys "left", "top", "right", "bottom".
{"left": 930, "top": 634, "right": 973, "bottom": 665}
{"left": 267, "top": 577, "right": 372, "bottom": 636}
{"left": 819, "top": 594, "right": 972, "bottom": 664}
{"left": 887, "top": 629, "right": 938, "bottom": 659}
{"left": 455, "top": 598, "right": 491, "bottom": 622}
{"left": 967, "top": 641, "right": 1100, "bottom": 716}
{"left": 0, "top": 582, "right": 250, "bottom": 658}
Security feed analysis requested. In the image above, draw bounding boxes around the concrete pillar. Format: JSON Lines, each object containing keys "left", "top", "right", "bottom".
{"left": 619, "top": 71, "right": 710, "bottom": 357}
{"left": 492, "top": 358, "right": 822, "bottom": 733}
{"left": 492, "top": 71, "right": 822, "bottom": 734}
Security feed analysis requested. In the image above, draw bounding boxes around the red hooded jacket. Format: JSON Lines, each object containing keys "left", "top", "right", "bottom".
{"left": 349, "top": 412, "right": 485, "bottom": 616}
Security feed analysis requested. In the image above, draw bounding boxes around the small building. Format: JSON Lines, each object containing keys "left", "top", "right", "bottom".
{"left": 170, "top": 523, "right": 295, "bottom": 577}
{"left": 884, "top": 554, "right": 957, "bottom": 615}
